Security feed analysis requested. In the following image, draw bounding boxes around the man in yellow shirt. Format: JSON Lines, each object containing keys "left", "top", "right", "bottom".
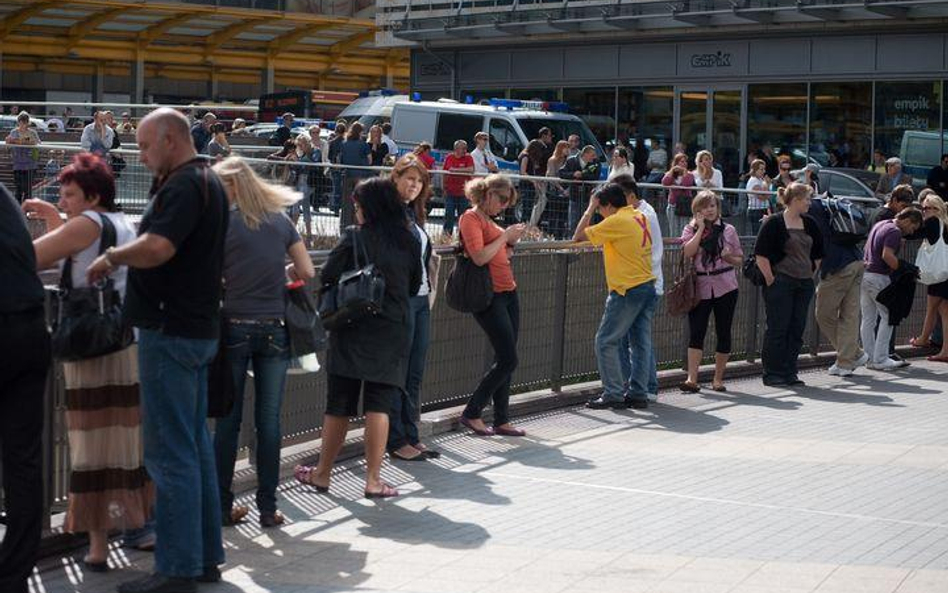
{"left": 574, "top": 182, "right": 656, "bottom": 409}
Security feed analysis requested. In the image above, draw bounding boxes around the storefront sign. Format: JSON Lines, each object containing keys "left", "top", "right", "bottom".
{"left": 690, "top": 51, "right": 732, "bottom": 68}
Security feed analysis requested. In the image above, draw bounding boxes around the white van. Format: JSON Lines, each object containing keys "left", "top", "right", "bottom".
{"left": 390, "top": 98, "right": 606, "bottom": 175}
{"left": 900, "top": 130, "right": 948, "bottom": 180}
{"left": 338, "top": 92, "right": 409, "bottom": 129}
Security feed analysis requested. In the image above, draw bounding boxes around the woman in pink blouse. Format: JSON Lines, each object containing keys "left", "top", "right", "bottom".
{"left": 679, "top": 190, "right": 745, "bottom": 392}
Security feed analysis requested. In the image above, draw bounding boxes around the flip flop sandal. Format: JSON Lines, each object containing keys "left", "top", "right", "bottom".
{"left": 926, "top": 355, "right": 948, "bottom": 363}
{"left": 390, "top": 449, "right": 427, "bottom": 462}
{"left": 82, "top": 557, "right": 109, "bottom": 573}
{"left": 364, "top": 483, "right": 399, "bottom": 499}
{"left": 911, "top": 337, "right": 932, "bottom": 348}
{"left": 293, "top": 465, "right": 329, "bottom": 493}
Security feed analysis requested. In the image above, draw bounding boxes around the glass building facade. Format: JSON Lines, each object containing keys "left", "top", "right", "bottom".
{"left": 450, "top": 81, "right": 947, "bottom": 186}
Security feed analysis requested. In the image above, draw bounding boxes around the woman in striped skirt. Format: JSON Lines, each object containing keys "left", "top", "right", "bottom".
{"left": 23, "top": 153, "right": 152, "bottom": 572}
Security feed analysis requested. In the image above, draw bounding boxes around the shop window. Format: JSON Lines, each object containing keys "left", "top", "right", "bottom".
{"left": 747, "top": 83, "right": 808, "bottom": 171}
{"left": 809, "top": 82, "right": 872, "bottom": 169}
{"left": 874, "top": 81, "right": 943, "bottom": 180}
{"left": 510, "top": 89, "right": 560, "bottom": 102}
{"left": 617, "top": 87, "right": 673, "bottom": 173}
{"left": 564, "top": 88, "right": 617, "bottom": 148}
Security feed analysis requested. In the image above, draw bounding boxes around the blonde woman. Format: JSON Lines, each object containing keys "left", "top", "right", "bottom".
{"left": 210, "top": 157, "right": 315, "bottom": 528}
{"left": 911, "top": 190, "right": 948, "bottom": 362}
{"left": 545, "top": 140, "right": 571, "bottom": 238}
{"left": 693, "top": 150, "right": 723, "bottom": 190}
{"left": 679, "top": 190, "right": 744, "bottom": 392}
{"left": 754, "top": 182, "right": 824, "bottom": 387}
{"left": 458, "top": 175, "right": 528, "bottom": 437}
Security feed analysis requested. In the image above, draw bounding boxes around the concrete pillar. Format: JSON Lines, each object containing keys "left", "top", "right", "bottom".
{"left": 262, "top": 59, "right": 275, "bottom": 94}
{"left": 131, "top": 51, "right": 145, "bottom": 106}
{"left": 92, "top": 63, "right": 105, "bottom": 104}
{"left": 209, "top": 69, "right": 219, "bottom": 102}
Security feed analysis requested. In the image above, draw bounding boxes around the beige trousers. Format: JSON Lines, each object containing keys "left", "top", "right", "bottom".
{"left": 815, "top": 260, "right": 865, "bottom": 368}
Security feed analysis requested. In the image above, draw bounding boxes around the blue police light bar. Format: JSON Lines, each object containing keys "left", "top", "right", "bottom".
{"left": 488, "top": 98, "right": 570, "bottom": 112}
{"left": 411, "top": 92, "right": 422, "bottom": 102}
{"left": 488, "top": 98, "right": 521, "bottom": 110}
{"left": 465, "top": 95, "right": 474, "bottom": 104}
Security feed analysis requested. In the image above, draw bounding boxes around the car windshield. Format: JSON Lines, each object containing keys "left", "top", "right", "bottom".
{"left": 516, "top": 117, "right": 604, "bottom": 160}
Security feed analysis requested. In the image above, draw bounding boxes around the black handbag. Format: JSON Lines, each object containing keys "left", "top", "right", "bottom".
{"left": 286, "top": 280, "right": 327, "bottom": 355}
{"left": 445, "top": 240, "right": 494, "bottom": 314}
{"left": 51, "top": 215, "right": 134, "bottom": 361}
{"left": 742, "top": 254, "right": 766, "bottom": 287}
{"left": 318, "top": 228, "right": 386, "bottom": 331}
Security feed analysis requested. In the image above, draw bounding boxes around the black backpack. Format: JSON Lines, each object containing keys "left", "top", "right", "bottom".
{"left": 818, "top": 195, "right": 870, "bottom": 246}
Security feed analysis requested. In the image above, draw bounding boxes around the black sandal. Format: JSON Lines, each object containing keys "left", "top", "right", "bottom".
{"left": 679, "top": 381, "right": 701, "bottom": 393}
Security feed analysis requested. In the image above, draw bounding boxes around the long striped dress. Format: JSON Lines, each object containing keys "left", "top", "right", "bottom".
{"left": 59, "top": 210, "right": 152, "bottom": 533}
{"left": 62, "top": 344, "right": 153, "bottom": 532}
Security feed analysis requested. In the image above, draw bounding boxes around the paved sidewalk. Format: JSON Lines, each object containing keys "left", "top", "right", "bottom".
{"left": 30, "top": 359, "right": 948, "bottom": 593}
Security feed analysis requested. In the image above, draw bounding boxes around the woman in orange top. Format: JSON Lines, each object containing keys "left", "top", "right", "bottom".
{"left": 458, "top": 175, "right": 528, "bottom": 437}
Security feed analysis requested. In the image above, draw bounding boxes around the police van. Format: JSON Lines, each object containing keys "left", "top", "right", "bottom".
{"left": 338, "top": 89, "right": 409, "bottom": 129}
{"left": 390, "top": 98, "right": 606, "bottom": 176}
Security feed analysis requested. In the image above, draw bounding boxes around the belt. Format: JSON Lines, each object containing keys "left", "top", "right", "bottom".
{"left": 227, "top": 318, "right": 284, "bottom": 326}
{"left": 696, "top": 266, "right": 734, "bottom": 277}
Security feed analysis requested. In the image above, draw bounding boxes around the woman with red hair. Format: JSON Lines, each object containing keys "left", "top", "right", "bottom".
{"left": 23, "top": 153, "right": 151, "bottom": 573}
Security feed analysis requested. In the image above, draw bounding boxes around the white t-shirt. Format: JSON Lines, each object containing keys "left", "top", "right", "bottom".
{"left": 636, "top": 200, "right": 665, "bottom": 295}
{"left": 745, "top": 177, "right": 771, "bottom": 210}
{"left": 693, "top": 167, "right": 723, "bottom": 190}
{"left": 382, "top": 135, "right": 399, "bottom": 159}
{"left": 470, "top": 147, "right": 498, "bottom": 175}
{"left": 608, "top": 163, "right": 635, "bottom": 180}
{"left": 65, "top": 211, "right": 136, "bottom": 294}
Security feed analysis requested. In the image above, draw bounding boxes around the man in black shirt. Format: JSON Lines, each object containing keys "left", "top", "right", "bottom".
{"left": 189, "top": 111, "right": 216, "bottom": 154}
{"left": 928, "top": 153, "right": 948, "bottom": 200}
{"left": 88, "top": 108, "right": 228, "bottom": 593}
{"left": 0, "top": 184, "right": 50, "bottom": 593}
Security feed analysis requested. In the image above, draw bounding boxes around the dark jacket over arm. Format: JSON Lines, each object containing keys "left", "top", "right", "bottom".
{"left": 321, "top": 226, "right": 422, "bottom": 386}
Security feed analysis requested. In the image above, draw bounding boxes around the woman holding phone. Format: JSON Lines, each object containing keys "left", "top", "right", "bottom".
{"left": 679, "top": 190, "right": 744, "bottom": 392}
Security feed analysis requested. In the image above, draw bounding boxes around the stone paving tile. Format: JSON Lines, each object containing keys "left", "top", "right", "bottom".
{"left": 27, "top": 360, "right": 948, "bottom": 593}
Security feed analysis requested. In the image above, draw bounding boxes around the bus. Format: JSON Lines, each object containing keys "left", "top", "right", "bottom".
{"left": 257, "top": 90, "right": 358, "bottom": 124}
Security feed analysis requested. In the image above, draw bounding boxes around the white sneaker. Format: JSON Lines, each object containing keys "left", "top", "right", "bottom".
{"left": 647, "top": 393, "right": 658, "bottom": 403}
{"left": 828, "top": 363, "right": 854, "bottom": 377}
{"left": 868, "top": 358, "right": 903, "bottom": 371}
{"left": 854, "top": 352, "right": 870, "bottom": 368}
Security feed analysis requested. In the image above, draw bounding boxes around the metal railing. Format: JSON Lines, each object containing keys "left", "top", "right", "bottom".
{"left": 5, "top": 141, "right": 883, "bottom": 247}
{"left": 34, "top": 238, "right": 931, "bottom": 529}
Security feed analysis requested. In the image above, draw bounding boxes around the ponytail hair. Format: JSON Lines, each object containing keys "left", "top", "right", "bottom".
{"left": 777, "top": 182, "right": 813, "bottom": 207}
{"left": 465, "top": 173, "right": 518, "bottom": 207}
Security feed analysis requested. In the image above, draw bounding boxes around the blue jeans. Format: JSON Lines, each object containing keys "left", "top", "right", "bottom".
{"left": 138, "top": 329, "right": 224, "bottom": 578}
{"left": 443, "top": 195, "right": 470, "bottom": 235}
{"left": 213, "top": 321, "right": 290, "bottom": 515}
{"left": 619, "top": 332, "right": 658, "bottom": 397}
{"left": 388, "top": 295, "right": 430, "bottom": 450}
{"left": 595, "top": 282, "right": 657, "bottom": 402}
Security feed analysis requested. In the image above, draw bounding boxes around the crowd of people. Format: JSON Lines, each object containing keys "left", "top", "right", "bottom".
{"left": 3, "top": 103, "right": 948, "bottom": 593}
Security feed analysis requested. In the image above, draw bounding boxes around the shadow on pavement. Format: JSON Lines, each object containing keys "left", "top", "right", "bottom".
{"left": 337, "top": 498, "right": 491, "bottom": 550}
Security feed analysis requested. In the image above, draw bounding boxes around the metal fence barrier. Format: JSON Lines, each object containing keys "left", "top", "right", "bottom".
{"left": 34, "top": 239, "right": 930, "bottom": 529}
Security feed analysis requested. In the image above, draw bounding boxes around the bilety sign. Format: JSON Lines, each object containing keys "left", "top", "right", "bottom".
{"left": 690, "top": 51, "right": 732, "bottom": 68}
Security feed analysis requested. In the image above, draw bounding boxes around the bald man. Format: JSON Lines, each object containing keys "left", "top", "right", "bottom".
{"left": 89, "top": 107, "right": 228, "bottom": 593}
